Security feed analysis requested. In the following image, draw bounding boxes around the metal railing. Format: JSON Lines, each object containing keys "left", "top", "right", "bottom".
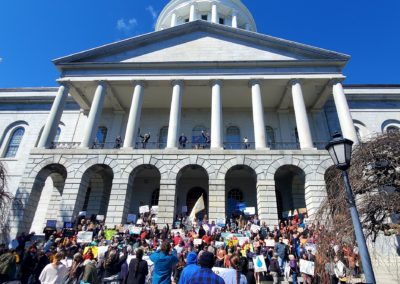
{"left": 50, "top": 142, "right": 81, "bottom": 149}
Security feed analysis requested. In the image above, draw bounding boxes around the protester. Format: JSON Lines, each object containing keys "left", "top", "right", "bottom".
{"left": 38, "top": 252, "right": 68, "bottom": 284}
{"left": 187, "top": 251, "right": 224, "bottom": 284}
{"left": 124, "top": 248, "right": 148, "bottom": 284}
{"left": 150, "top": 241, "right": 178, "bottom": 284}
{"left": 178, "top": 252, "right": 199, "bottom": 284}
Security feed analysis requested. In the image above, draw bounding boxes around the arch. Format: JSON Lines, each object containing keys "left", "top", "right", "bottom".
{"left": 316, "top": 158, "right": 334, "bottom": 181}
{"left": 266, "top": 157, "right": 313, "bottom": 181}
{"left": 225, "top": 125, "right": 241, "bottom": 149}
{"left": 3, "top": 127, "right": 25, "bottom": 158}
{"left": 225, "top": 165, "right": 257, "bottom": 218}
{"left": 274, "top": 165, "right": 306, "bottom": 219}
{"left": 0, "top": 120, "right": 29, "bottom": 148}
{"left": 29, "top": 157, "right": 73, "bottom": 179}
{"left": 381, "top": 119, "right": 400, "bottom": 133}
{"left": 217, "top": 156, "right": 264, "bottom": 181}
{"left": 158, "top": 126, "right": 169, "bottom": 149}
{"left": 122, "top": 157, "right": 167, "bottom": 180}
{"left": 169, "top": 157, "right": 216, "bottom": 180}
{"left": 353, "top": 119, "right": 370, "bottom": 140}
{"left": 75, "top": 156, "right": 121, "bottom": 179}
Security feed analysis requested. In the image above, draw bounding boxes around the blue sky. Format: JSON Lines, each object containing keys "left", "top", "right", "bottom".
{"left": 0, "top": 0, "right": 399, "bottom": 87}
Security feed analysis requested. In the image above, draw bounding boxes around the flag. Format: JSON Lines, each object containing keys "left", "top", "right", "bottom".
{"left": 189, "top": 194, "right": 205, "bottom": 223}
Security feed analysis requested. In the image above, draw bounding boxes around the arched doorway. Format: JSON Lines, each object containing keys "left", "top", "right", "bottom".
{"left": 176, "top": 165, "right": 208, "bottom": 219}
{"left": 225, "top": 165, "right": 257, "bottom": 218}
{"left": 274, "top": 165, "right": 306, "bottom": 219}
{"left": 28, "top": 164, "right": 67, "bottom": 233}
{"left": 77, "top": 164, "right": 113, "bottom": 221}
{"left": 127, "top": 165, "right": 161, "bottom": 217}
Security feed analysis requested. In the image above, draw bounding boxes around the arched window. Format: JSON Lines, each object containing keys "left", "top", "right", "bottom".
{"left": 4, "top": 127, "right": 25, "bottom": 158}
{"left": 387, "top": 126, "right": 399, "bottom": 134}
{"left": 225, "top": 126, "right": 241, "bottom": 149}
{"left": 54, "top": 127, "right": 61, "bottom": 143}
{"left": 151, "top": 189, "right": 160, "bottom": 206}
{"left": 355, "top": 126, "right": 362, "bottom": 141}
{"left": 96, "top": 126, "right": 107, "bottom": 147}
{"left": 192, "top": 125, "right": 208, "bottom": 148}
{"left": 265, "top": 126, "right": 275, "bottom": 148}
{"left": 158, "top": 126, "right": 168, "bottom": 149}
{"left": 228, "top": 189, "right": 244, "bottom": 202}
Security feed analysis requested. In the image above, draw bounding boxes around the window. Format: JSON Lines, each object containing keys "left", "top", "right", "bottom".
{"left": 201, "top": 15, "right": 208, "bottom": 21}
{"left": 219, "top": 18, "right": 225, "bottom": 24}
{"left": 158, "top": 126, "right": 168, "bottom": 149}
{"left": 96, "top": 126, "right": 107, "bottom": 144}
{"left": 266, "top": 126, "right": 276, "bottom": 148}
{"left": 151, "top": 189, "right": 160, "bottom": 206}
{"left": 225, "top": 126, "right": 241, "bottom": 149}
{"left": 228, "top": 189, "right": 244, "bottom": 202}
{"left": 387, "top": 126, "right": 399, "bottom": 134}
{"left": 53, "top": 127, "right": 61, "bottom": 143}
{"left": 192, "top": 125, "right": 208, "bottom": 148}
{"left": 4, "top": 127, "right": 24, "bottom": 158}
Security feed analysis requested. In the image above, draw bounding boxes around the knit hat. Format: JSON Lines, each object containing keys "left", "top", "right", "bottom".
{"left": 186, "top": 252, "right": 198, "bottom": 265}
{"left": 199, "top": 251, "right": 214, "bottom": 268}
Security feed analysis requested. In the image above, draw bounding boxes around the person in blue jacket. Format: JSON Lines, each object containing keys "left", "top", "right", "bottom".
{"left": 150, "top": 241, "right": 179, "bottom": 284}
{"left": 178, "top": 252, "right": 200, "bottom": 284}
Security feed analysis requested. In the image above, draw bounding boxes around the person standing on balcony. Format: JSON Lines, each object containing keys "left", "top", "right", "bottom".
{"left": 243, "top": 136, "right": 249, "bottom": 149}
{"left": 179, "top": 133, "right": 188, "bottom": 148}
{"left": 140, "top": 132, "right": 151, "bottom": 149}
{"left": 114, "top": 135, "right": 122, "bottom": 149}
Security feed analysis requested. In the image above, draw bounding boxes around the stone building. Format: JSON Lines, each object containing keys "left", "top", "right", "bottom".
{"left": 0, "top": 0, "right": 399, "bottom": 240}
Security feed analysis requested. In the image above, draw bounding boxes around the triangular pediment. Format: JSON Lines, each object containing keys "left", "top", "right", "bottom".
{"left": 54, "top": 21, "right": 349, "bottom": 66}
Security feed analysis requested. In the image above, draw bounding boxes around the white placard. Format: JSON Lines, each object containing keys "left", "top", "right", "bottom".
{"left": 237, "top": 237, "right": 249, "bottom": 246}
{"left": 244, "top": 207, "right": 256, "bottom": 215}
{"left": 212, "top": 267, "right": 234, "bottom": 282}
{"left": 265, "top": 239, "right": 276, "bottom": 247}
{"left": 130, "top": 226, "right": 142, "bottom": 235}
{"left": 253, "top": 255, "right": 268, "bottom": 272}
{"left": 215, "top": 241, "right": 225, "bottom": 248}
{"left": 202, "top": 224, "right": 210, "bottom": 232}
{"left": 127, "top": 214, "right": 137, "bottom": 223}
{"left": 77, "top": 231, "right": 93, "bottom": 243}
{"left": 136, "top": 218, "right": 143, "bottom": 225}
{"left": 97, "top": 246, "right": 108, "bottom": 262}
{"left": 96, "top": 215, "right": 105, "bottom": 221}
{"left": 139, "top": 205, "right": 150, "bottom": 214}
{"left": 171, "top": 229, "right": 184, "bottom": 236}
{"left": 193, "top": 239, "right": 203, "bottom": 245}
{"left": 300, "top": 259, "right": 315, "bottom": 276}
{"left": 151, "top": 206, "right": 158, "bottom": 215}
{"left": 216, "top": 218, "right": 225, "bottom": 227}
{"left": 78, "top": 211, "right": 86, "bottom": 217}
{"left": 182, "top": 206, "right": 188, "bottom": 213}
{"left": 250, "top": 224, "right": 261, "bottom": 233}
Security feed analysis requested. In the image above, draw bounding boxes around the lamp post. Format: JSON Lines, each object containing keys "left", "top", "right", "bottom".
{"left": 326, "top": 133, "right": 376, "bottom": 284}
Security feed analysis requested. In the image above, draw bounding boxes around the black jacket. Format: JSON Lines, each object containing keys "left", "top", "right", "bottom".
{"left": 124, "top": 258, "right": 148, "bottom": 284}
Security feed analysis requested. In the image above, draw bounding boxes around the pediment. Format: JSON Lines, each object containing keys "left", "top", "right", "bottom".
{"left": 54, "top": 21, "right": 349, "bottom": 66}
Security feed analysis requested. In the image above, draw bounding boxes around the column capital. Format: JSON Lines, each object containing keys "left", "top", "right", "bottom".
{"left": 171, "top": 80, "right": 184, "bottom": 87}
{"left": 96, "top": 80, "right": 108, "bottom": 87}
{"left": 131, "top": 80, "right": 147, "bottom": 88}
{"left": 209, "top": 79, "right": 223, "bottom": 87}
{"left": 249, "top": 79, "right": 261, "bottom": 87}
{"left": 329, "top": 78, "right": 344, "bottom": 86}
{"left": 59, "top": 81, "right": 71, "bottom": 88}
{"left": 288, "top": 78, "right": 302, "bottom": 86}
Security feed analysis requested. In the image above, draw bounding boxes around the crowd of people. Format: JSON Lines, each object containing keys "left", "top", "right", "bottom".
{"left": 0, "top": 211, "right": 362, "bottom": 284}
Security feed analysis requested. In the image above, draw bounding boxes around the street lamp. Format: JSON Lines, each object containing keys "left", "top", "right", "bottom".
{"left": 326, "top": 133, "right": 376, "bottom": 284}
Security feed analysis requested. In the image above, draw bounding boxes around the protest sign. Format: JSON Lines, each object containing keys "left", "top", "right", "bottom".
{"left": 216, "top": 218, "right": 225, "bottom": 227}
{"left": 139, "top": 205, "right": 150, "bottom": 214}
{"left": 46, "top": 220, "right": 57, "bottom": 228}
{"left": 97, "top": 246, "right": 108, "bottom": 261}
{"left": 104, "top": 229, "right": 117, "bottom": 241}
{"left": 265, "top": 239, "right": 276, "bottom": 247}
{"left": 250, "top": 224, "right": 261, "bottom": 233}
{"left": 215, "top": 241, "right": 225, "bottom": 248}
{"left": 193, "top": 239, "right": 203, "bottom": 245}
{"left": 83, "top": 246, "right": 99, "bottom": 258}
{"left": 127, "top": 214, "right": 137, "bottom": 223}
{"left": 212, "top": 267, "right": 233, "bottom": 282}
{"left": 77, "top": 231, "right": 93, "bottom": 243}
{"left": 202, "top": 224, "right": 210, "bottom": 232}
{"left": 244, "top": 207, "right": 256, "bottom": 215}
{"left": 298, "top": 208, "right": 307, "bottom": 214}
{"left": 283, "top": 239, "right": 290, "bottom": 245}
{"left": 136, "top": 218, "right": 143, "bottom": 225}
{"left": 151, "top": 206, "right": 158, "bottom": 215}
{"left": 300, "top": 259, "right": 315, "bottom": 276}
{"left": 96, "top": 215, "right": 105, "bottom": 221}
{"left": 129, "top": 227, "right": 142, "bottom": 235}
{"left": 253, "top": 255, "right": 268, "bottom": 272}
{"left": 238, "top": 237, "right": 250, "bottom": 246}
{"left": 171, "top": 229, "right": 184, "bottom": 236}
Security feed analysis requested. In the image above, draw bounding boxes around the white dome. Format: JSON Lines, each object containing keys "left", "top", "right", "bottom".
{"left": 155, "top": 0, "right": 257, "bottom": 32}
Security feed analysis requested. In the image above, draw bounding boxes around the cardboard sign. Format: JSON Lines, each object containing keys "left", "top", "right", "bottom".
{"left": 96, "top": 215, "right": 105, "bottom": 221}
{"left": 212, "top": 267, "right": 234, "bottom": 282}
{"left": 83, "top": 246, "right": 98, "bottom": 258}
{"left": 127, "top": 214, "right": 137, "bottom": 223}
{"left": 104, "top": 229, "right": 117, "bottom": 241}
{"left": 298, "top": 208, "right": 307, "bottom": 214}
{"left": 77, "top": 231, "right": 93, "bottom": 243}
{"left": 215, "top": 241, "right": 225, "bottom": 248}
{"left": 193, "top": 239, "right": 203, "bottom": 245}
{"left": 151, "top": 206, "right": 158, "bottom": 215}
{"left": 216, "top": 218, "right": 225, "bottom": 227}
{"left": 97, "top": 246, "right": 108, "bottom": 261}
{"left": 300, "top": 259, "right": 315, "bottom": 276}
{"left": 46, "top": 220, "right": 57, "bottom": 228}
{"left": 129, "top": 227, "right": 142, "bottom": 235}
{"left": 265, "top": 239, "right": 276, "bottom": 247}
{"left": 78, "top": 211, "right": 86, "bottom": 217}
{"left": 250, "top": 224, "right": 261, "bottom": 233}
{"left": 182, "top": 206, "right": 188, "bottom": 213}
{"left": 244, "top": 207, "right": 256, "bottom": 216}
{"left": 253, "top": 255, "right": 268, "bottom": 272}
{"left": 139, "top": 205, "right": 150, "bottom": 214}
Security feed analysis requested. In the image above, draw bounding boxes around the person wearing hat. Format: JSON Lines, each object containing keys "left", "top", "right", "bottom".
{"left": 178, "top": 252, "right": 200, "bottom": 284}
{"left": 269, "top": 253, "right": 280, "bottom": 284}
{"left": 187, "top": 251, "right": 224, "bottom": 284}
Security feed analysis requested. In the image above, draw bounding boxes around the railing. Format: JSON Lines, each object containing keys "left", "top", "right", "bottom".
{"left": 48, "top": 141, "right": 328, "bottom": 150}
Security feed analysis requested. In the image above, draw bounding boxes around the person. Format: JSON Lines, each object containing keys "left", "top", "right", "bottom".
{"left": 39, "top": 252, "right": 68, "bottom": 284}
{"left": 81, "top": 258, "right": 98, "bottom": 284}
{"left": 114, "top": 135, "right": 122, "bottom": 149}
{"left": 274, "top": 237, "right": 287, "bottom": 273}
{"left": 103, "top": 249, "right": 122, "bottom": 281}
{"left": 179, "top": 133, "right": 188, "bottom": 148}
{"left": 334, "top": 256, "right": 347, "bottom": 284}
{"left": 325, "top": 258, "right": 337, "bottom": 284}
{"left": 140, "top": 132, "right": 151, "bottom": 148}
{"left": 150, "top": 241, "right": 178, "bottom": 284}
{"left": 269, "top": 253, "right": 280, "bottom": 284}
{"left": 178, "top": 252, "right": 200, "bottom": 284}
{"left": 201, "top": 130, "right": 210, "bottom": 148}
{"left": 288, "top": 254, "right": 298, "bottom": 284}
{"left": 124, "top": 249, "right": 148, "bottom": 284}
{"left": 64, "top": 253, "right": 84, "bottom": 284}
{"left": 222, "top": 254, "right": 247, "bottom": 284}
{"left": 243, "top": 136, "right": 250, "bottom": 149}
{"left": 0, "top": 249, "right": 17, "bottom": 283}
{"left": 300, "top": 253, "right": 313, "bottom": 284}
{"left": 187, "top": 251, "right": 224, "bottom": 284}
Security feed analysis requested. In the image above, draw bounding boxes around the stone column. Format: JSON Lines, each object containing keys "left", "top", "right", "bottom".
{"left": 211, "top": 2, "right": 218, "bottom": 24}
{"left": 208, "top": 181, "right": 225, "bottom": 222}
{"left": 58, "top": 178, "right": 86, "bottom": 223}
{"left": 171, "top": 12, "right": 177, "bottom": 27}
{"left": 291, "top": 80, "right": 314, "bottom": 149}
{"left": 81, "top": 82, "right": 107, "bottom": 148}
{"left": 123, "top": 81, "right": 145, "bottom": 148}
{"left": 250, "top": 80, "right": 267, "bottom": 149}
{"left": 231, "top": 10, "right": 238, "bottom": 28}
{"left": 38, "top": 83, "right": 70, "bottom": 148}
{"left": 332, "top": 81, "right": 359, "bottom": 144}
{"left": 211, "top": 80, "right": 223, "bottom": 149}
{"left": 304, "top": 180, "right": 327, "bottom": 220}
{"left": 167, "top": 80, "right": 183, "bottom": 149}
{"left": 157, "top": 180, "right": 176, "bottom": 227}
{"left": 257, "top": 180, "right": 279, "bottom": 228}
{"left": 189, "top": 3, "right": 196, "bottom": 22}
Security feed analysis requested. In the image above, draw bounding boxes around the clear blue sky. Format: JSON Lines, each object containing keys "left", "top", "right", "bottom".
{"left": 0, "top": 0, "right": 399, "bottom": 88}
